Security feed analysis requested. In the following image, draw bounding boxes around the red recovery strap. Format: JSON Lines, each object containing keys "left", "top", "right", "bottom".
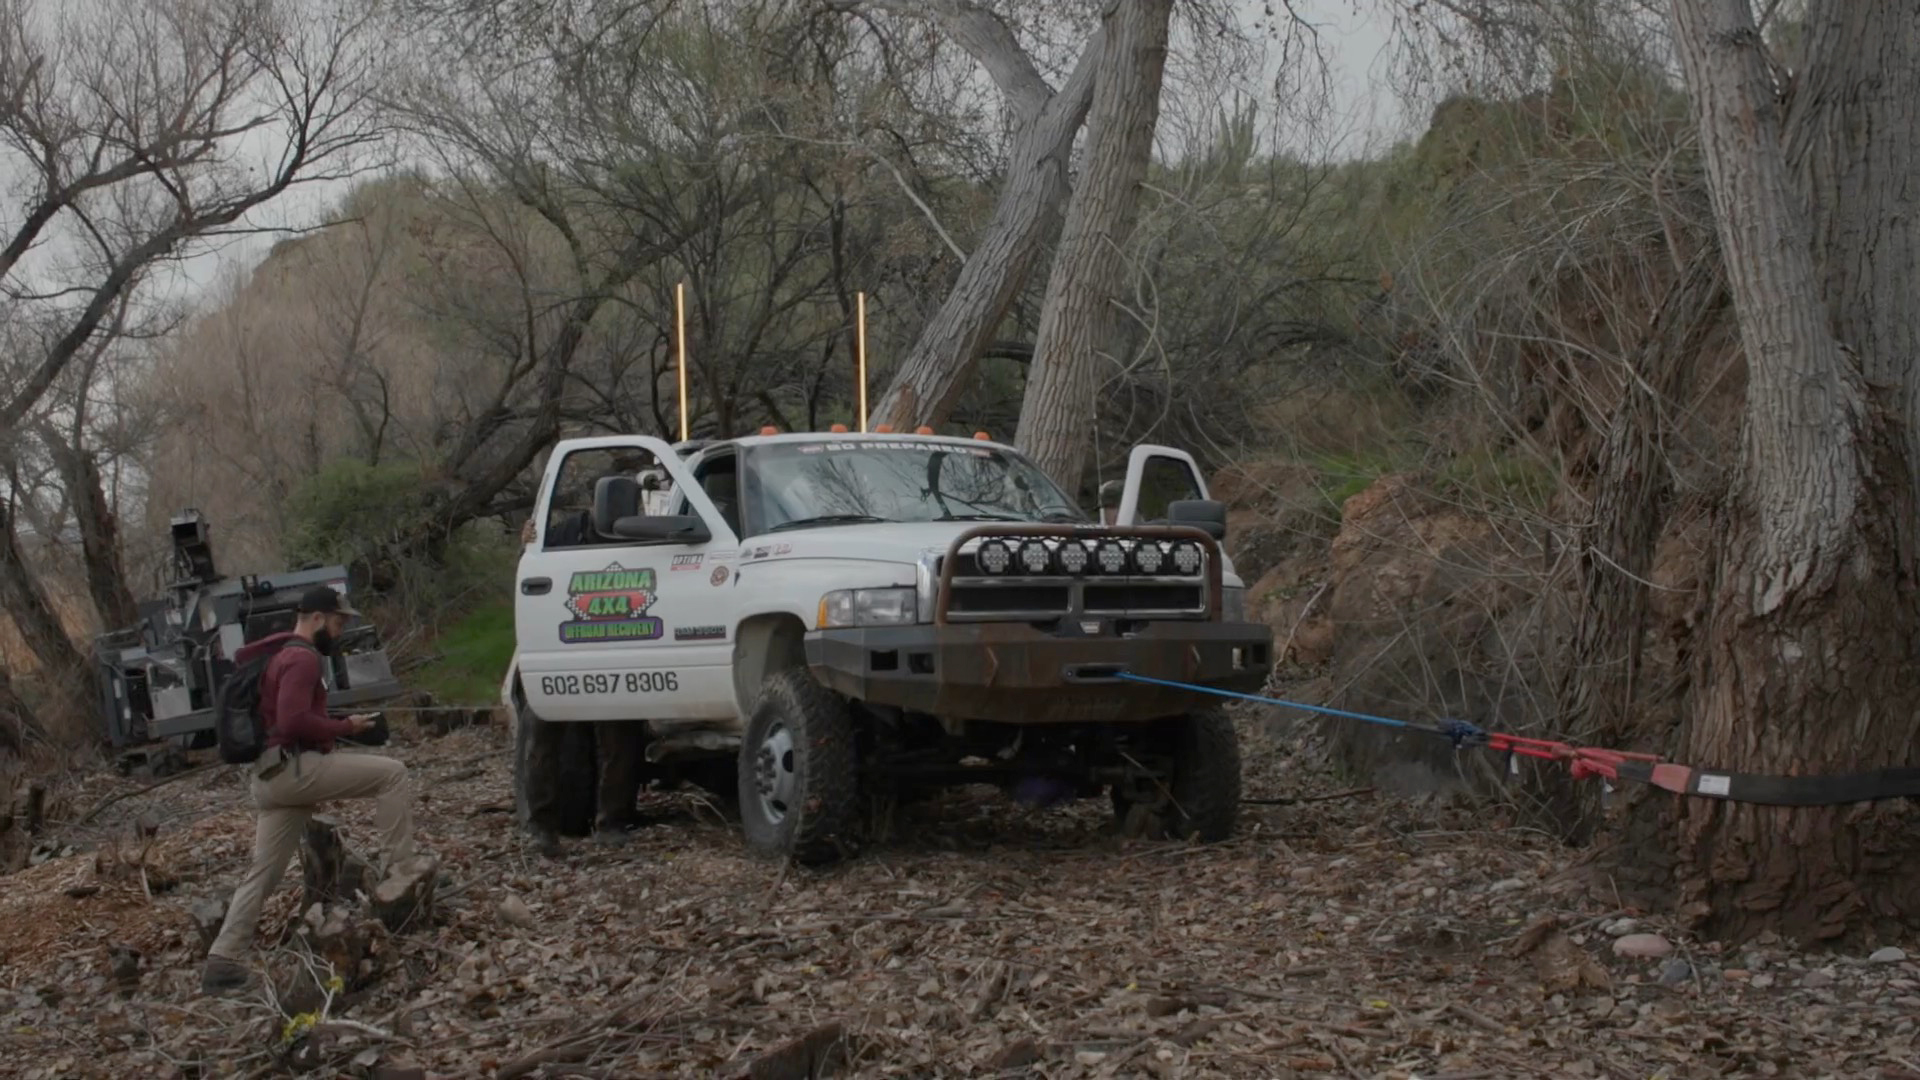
{"left": 1113, "top": 673, "right": 1920, "bottom": 808}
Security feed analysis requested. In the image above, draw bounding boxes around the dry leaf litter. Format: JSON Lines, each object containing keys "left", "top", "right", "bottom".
{"left": 3, "top": 716, "right": 1918, "bottom": 1079}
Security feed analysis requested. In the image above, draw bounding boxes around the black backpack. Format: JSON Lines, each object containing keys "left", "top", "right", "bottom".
{"left": 215, "top": 638, "right": 315, "bottom": 765}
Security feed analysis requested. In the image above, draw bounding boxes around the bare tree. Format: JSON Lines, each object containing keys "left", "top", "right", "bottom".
{"left": 850, "top": 0, "right": 1104, "bottom": 433}
{"left": 1013, "top": 0, "right": 1174, "bottom": 491}
{"left": 0, "top": 0, "right": 388, "bottom": 732}
{"left": 1661, "top": 0, "right": 1920, "bottom": 941}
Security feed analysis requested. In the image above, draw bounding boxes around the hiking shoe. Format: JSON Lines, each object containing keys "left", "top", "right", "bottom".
{"left": 200, "top": 956, "right": 255, "bottom": 996}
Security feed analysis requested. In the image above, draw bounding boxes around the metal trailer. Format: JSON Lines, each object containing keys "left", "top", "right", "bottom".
{"left": 93, "top": 509, "right": 405, "bottom": 750}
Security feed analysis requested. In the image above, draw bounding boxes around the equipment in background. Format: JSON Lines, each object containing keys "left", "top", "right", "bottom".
{"left": 92, "top": 509, "right": 405, "bottom": 757}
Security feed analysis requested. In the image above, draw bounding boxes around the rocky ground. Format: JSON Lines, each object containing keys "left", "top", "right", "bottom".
{"left": 3, "top": 717, "right": 1918, "bottom": 1080}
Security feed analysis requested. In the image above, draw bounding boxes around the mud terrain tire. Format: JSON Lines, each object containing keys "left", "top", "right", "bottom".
{"left": 512, "top": 698, "right": 598, "bottom": 837}
{"left": 1113, "top": 707, "right": 1241, "bottom": 842}
{"left": 738, "top": 668, "right": 860, "bottom": 865}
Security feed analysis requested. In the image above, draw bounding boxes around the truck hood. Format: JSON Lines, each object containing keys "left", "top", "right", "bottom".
{"left": 740, "top": 521, "right": 989, "bottom": 567}
{"left": 739, "top": 521, "right": 1244, "bottom": 583}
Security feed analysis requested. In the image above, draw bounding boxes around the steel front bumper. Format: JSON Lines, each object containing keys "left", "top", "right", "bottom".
{"left": 804, "top": 619, "right": 1272, "bottom": 725}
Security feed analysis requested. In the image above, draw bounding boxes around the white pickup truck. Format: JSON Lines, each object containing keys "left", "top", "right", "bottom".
{"left": 501, "top": 430, "right": 1272, "bottom": 863}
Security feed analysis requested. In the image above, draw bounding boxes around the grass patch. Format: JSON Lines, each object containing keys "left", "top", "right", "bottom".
{"left": 1308, "top": 448, "right": 1410, "bottom": 516}
{"left": 1436, "top": 448, "right": 1559, "bottom": 512}
{"left": 412, "top": 598, "right": 516, "bottom": 706}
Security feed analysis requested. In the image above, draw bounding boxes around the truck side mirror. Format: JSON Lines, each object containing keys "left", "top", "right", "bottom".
{"left": 1167, "top": 499, "right": 1228, "bottom": 541}
{"left": 610, "top": 515, "right": 712, "bottom": 544}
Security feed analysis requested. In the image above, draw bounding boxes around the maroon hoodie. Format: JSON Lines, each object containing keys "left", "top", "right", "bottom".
{"left": 235, "top": 631, "right": 352, "bottom": 753}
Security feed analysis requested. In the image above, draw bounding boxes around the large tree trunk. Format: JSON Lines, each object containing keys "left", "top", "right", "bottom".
{"left": 1664, "top": 0, "right": 1920, "bottom": 942}
{"left": 866, "top": 8, "right": 1100, "bottom": 434}
{"left": 1014, "top": 0, "right": 1174, "bottom": 493}
{"left": 44, "top": 433, "right": 137, "bottom": 631}
{"left": 0, "top": 489, "right": 84, "bottom": 679}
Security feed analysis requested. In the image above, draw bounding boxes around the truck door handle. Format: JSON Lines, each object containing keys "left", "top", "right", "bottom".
{"left": 521, "top": 577, "right": 552, "bottom": 595}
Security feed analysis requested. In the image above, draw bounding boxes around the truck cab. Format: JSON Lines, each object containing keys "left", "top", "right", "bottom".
{"left": 503, "top": 431, "right": 1271, "bottom": 862}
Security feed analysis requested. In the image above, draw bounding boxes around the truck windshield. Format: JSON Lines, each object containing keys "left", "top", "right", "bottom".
{"left": 746, "top": 441, "right": 1088, "bottom": 532}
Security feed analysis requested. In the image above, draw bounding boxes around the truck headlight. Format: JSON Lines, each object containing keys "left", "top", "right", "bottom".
{"left": 818, "top": 588, "right": 917, "bottom": 628}
{"left": 1221, "top": 585, "right": 1248, "bottom": 623}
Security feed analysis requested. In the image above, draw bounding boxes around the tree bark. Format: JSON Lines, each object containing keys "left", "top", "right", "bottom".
{"left": 1560, "top": 250, "right": 1726, "bottom": 765}
{"left": 1664, "top": 0, "right": 1920, "bottom": 942}
{"left": 41, "top": 430, "right": 137, "bottom": 631}
{"left": 0, "top": 487, "right": 84, "bottom": 679}
{"left": 1014, "top": 0, "right": 1175, "bottom": 494}
{"left": 1783, "top": 2, "right": 1920, "bottom": 497}
{"left": 866, "top": 11, "right": 1100, "bottom": 433}
{"left": 0, "top": 663, "right": 48, "bottom": 751}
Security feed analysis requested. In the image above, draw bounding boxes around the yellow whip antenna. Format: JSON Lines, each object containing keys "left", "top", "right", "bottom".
{"left": 856, "top": 290, "right": 868, "bottom": 432}
{"left": 675, "top": 281, "right": 689, "bottom": 441}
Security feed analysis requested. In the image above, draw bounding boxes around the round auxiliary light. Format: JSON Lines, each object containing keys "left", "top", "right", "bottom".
{"left": 975, "top": 539, "right": 1013, "bottom": 575}
{"left": 1054, "top": 540, "right": 1090, "bottom": 575}
{"left": 1093, "top": 539, "right": 1129, "bottom": 575}
{"left": 1169, "top": 540, "right": 1204, "bottom": 576}
{"left": 1016, "top": 539, "right": 1053, "bottom": 575}
{"left": 1132, "top": 541, "right": 1167, "bottom": 576}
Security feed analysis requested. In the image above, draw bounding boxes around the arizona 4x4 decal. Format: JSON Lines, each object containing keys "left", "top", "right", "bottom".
{"left": 559, "top": 564, "right": 663, "bottom": 643}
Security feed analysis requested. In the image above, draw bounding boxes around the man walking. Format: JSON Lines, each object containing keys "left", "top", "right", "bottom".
{"left": 201, "top": 585, "right": 418, "bottom": 994}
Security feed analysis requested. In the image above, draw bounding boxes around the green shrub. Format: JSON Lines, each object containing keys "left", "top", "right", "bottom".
{"left": 282, "top": 459, "right": 437, "bottom": 572}
{"left": 412, "top": 598, "right": 517, "bottom": 705}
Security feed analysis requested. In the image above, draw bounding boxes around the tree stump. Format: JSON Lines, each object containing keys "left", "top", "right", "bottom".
{"left": 370, "top": 855, "right": 440, "bottom": 932}
{"left": 301, "top": 816, "right": 373, "bottom": 907}
{"left": 299, "top": 900, "right": 378, "bottom": 990}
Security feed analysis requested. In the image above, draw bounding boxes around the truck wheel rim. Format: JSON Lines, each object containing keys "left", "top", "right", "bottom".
{"left": 752, "top": 723, "right": 798, "bottom": 824}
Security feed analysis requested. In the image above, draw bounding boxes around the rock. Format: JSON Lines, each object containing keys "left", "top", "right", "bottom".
{"left": 1869, "top": 947, "right": 1907, "bottom": 965}
{"left": 1612, "top": 934, "right": 1673, "bottom": 959}
{"left": 1751, "top": 973, "right": 1775, "bottom": 989}
{"left": 1802, "top": 969, "right": 1835, "bottom": 989}
{"left": 497, "top": 893, "right": 535, "bottom": 929}
{"left": 371, "top": 855, "right": 441, "bottom": 932}
{"left": 300, "top": 903, "right": 378, "bottom": 990}
{"left": 1657, "top": 959, "right": 1691, "bottom": 986}
{"left": 1604, "top": 918, "right": 1640, "bottom": 937}
{"left": 188, "top": 895, "right": 229, "bottom": 950}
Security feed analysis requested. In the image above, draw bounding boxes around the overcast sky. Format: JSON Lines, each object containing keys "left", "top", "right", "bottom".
{"left": 154, "top": 0, "right": 1406, "bottom": 311}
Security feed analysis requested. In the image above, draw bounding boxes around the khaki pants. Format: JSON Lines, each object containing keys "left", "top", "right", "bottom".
{"left": 208, "top": 748, "right": 416, "bottom": 960}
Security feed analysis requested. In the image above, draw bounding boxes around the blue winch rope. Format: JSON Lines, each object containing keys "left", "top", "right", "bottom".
{"left": 1114, "top": 672, "right": 1490, "bottom": 748}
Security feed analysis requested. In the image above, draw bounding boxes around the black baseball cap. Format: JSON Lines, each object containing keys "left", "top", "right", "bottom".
{"left": 296, "top": 585, "right": 361, "bottom": 619}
